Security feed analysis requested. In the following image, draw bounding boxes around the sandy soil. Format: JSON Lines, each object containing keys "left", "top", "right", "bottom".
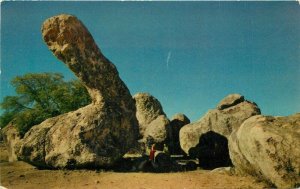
{"left": 0, "top": 143, "right": 268, "bottom": 189}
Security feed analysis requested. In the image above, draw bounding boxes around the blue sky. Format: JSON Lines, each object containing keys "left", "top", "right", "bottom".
{"left": 1, "top": 1, "right": 300, "bottom": 121}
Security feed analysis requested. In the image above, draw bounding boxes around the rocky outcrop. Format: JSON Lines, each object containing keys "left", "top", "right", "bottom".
{"left": 2, "top": 122, "right": 20, "bottom": 162}
{"left": 133, "top": 93, "right": 165, "bottom": 137}
{"left": 133, "top": 93, "right": 169, "bottom": 152}
{"left": 179, "top": 94, "right": 260, "bottom": 168}
{"left": 168, "top": 113, "right": 190, "bottom": 154}
{"left": 229, "top": 114, "right": 300, "bottom": 188}
{"left": 17, "top": 14, "right": 138, "bottom": 168}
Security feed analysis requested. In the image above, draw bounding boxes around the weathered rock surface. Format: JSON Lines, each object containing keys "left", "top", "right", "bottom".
{"left": 2, "top": 122, "right": 21, "bottom": 162}
{"left": 229, "top": 114, "right": 300, "bottom": 188}
{"left": 179, "top": 94, "right": 260, "bottom": 168}
{"left": 143, "top": 115, "right": 170, "bottom": 145}
{"left": 133, "top": 93, "right": 165, "bottom": 137}
{"left": 17, "top": 14, "right": 138, "bottom": 168}
{"left": 171, "top": 114, "right": 190, "bottom": 126}
{"left": 180, "top": 94, "right": 260, "bottom": 154}
{"left": 217, "top": 93, "right": 244, "bottom": 110}
{"left": 168, "top": 113, "right": 190, "bottom": 154}
{"left": 18, "top": 117, "right": 56, "bottom": 167}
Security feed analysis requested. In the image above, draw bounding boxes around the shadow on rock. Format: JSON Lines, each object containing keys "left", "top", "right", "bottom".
{"left": 189, "top": 131, "right": 232, "bottom": 170}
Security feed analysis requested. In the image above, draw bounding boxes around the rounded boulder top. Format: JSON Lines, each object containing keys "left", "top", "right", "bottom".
{"left": 171, "top": 113, "right": 190, "bottom": 125}
{"left": 133, "top": 92, "right": 165, "bottom": 136}
{"left": 216, "top": 94, "right": 245, "bottom": 110}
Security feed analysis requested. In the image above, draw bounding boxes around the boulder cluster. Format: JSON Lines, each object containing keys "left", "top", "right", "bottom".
{"left": 2, "top": 14, "right": 299, "bottom": 188}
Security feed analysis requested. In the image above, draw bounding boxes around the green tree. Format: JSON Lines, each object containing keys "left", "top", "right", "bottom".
{"left": 0, "top": 73, "right": 91, "bottom": 136}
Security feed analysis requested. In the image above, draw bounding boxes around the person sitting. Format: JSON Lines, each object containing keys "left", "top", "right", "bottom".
{"left": 149, "top": 144, "right": 156, "bottom": 162}
{"left": 151, "top": 143, "right": 172, "bottom": 172}
{"left": 137, "top": 142, "right": 173, "bottom": 172}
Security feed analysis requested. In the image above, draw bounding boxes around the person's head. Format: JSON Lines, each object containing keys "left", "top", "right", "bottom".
{"left": 151, "top": 143, "right": 156, "bottom": 150}
{"left": 155, "top": 142, "right": 164, "bottom": 151}
{"left": 146, "top": 136, "right": 155, "bottom": 148}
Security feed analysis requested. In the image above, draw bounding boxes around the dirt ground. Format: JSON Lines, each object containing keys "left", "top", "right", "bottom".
{"left": 0, "top": 143, "right": 268, "bottom": 189}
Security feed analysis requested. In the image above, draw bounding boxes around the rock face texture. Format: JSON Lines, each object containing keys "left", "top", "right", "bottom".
{"left": 133, "top": 93, "right": 165, "bottom": 137}
{"left": 171, "top": 114, "right": 190, "bottom": 125}
{"left": 229, "top": 114, "right": 300, "bottom": 188}
{"left": 179, "top": 94, "right": 260, "bottom": 168}
{"left": 17, "top": 14, "right": 138, "bottom": 168}
{"left": 168, "top": 113, "right": 190, "bottom": 154}
{"left": 133, "top": 93, "right": 170, "bottom": 152}
{"left": 143, "top": 115, "right": 170, "bottom": 145}
{"left": 2, "top": 122, "right": 21, "bottom": 162}
{"left": 217, "top": 94, "right": 244, "bottom": 110}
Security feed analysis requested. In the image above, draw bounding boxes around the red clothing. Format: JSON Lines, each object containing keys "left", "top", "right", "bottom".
{"left": 149, "top": 146, "right": 156, "bottom": 160}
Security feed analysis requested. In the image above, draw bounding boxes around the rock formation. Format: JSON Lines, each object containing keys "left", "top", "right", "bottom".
{"left": 133, "top": 93, "right": 170, "bottom": 152}
{"left": 179, "top": 94, "right": 260, "bottom": 168}
{"left": 171, "top": 114, "right": 190, "bottom": 125}
{"left": 133, "top": 93, "right": 165, "bottom": 137}
{"left": 168, "top": 113, "right": 190, "bottom": 154}
{"left": 229, "top": 114, "right": 300, "bottom": 188}
{"left": 1, "top": 122, "right": 20, "bottom": 162}
{"left": 216, "top": 93, "right": 244, "bottom": 110}
{"left": 17, "top": 14, "right": 139, "bottom": 168}
{"left": 143, "top": 115, "right": 170, "bottom": 145}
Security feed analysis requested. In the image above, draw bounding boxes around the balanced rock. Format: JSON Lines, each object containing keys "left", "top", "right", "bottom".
{"left": 133, "top": 93, "right": 165, "bottom": 137}
{"left": 168, "top": 113, "right": 190, "bottom": 154}
{"left": 229, "top": 114, "right": 300, "bottom": 188}
{"left": 180, "top": 94, "right": 260, "bottom": 168}
{"left": 17, "top": 14, "right": 138, "bottom": 168}
{"left": 217, "top": 93, "right": 244, "bottom": 110}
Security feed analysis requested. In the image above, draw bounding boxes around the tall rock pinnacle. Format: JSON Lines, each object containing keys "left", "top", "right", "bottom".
{"left": 17, "top": 14, "right": 139, "bottom": 168}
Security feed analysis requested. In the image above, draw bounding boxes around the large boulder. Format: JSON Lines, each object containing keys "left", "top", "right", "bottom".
{"left": 168, "top": 113, "right": 190, "bottom": 154}
{"left": 229, "top": 114, "right": 300, "bottom": 188}
{"left": 179, "top": 94, "right": 260, "bottom": 168}
{"left": 18, "top": 117, "right": 56, "bottom": 167}
{"left": 143, "top": 115, "right": 171, "bottom": 148}
{"left": 17, "top": 14, "right": 139, "bottom": 168}
{"left": 133, "top": 93, "right": 165, "bottom": 137}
